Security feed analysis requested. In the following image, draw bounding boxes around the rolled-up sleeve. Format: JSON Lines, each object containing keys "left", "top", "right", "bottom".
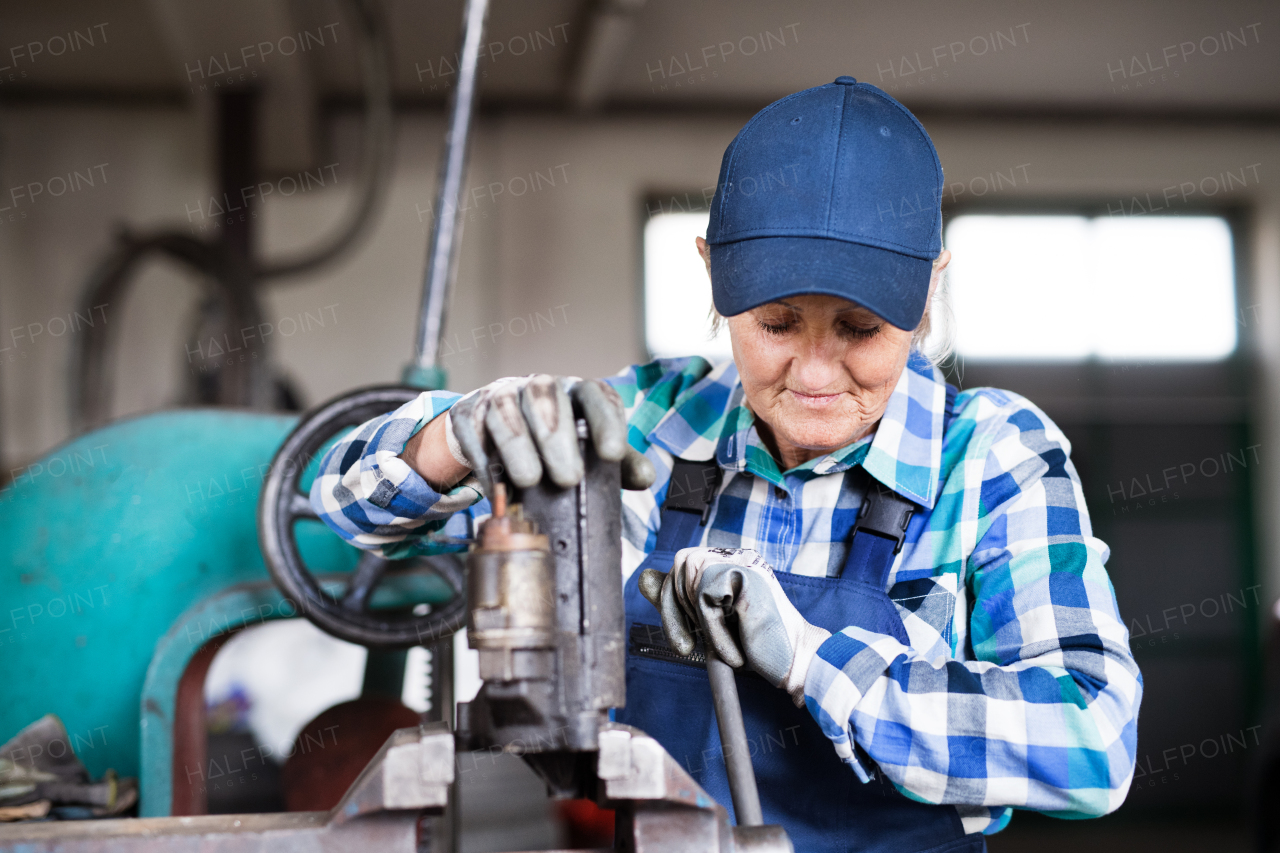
{"left": 308, "top": 358, "right": 692, "bottom": 561}
{"left": 804, "top": 398, "right": 1142, "bottom": 822}
{"left": 309, "top": 390, "right": 484, "bottom": 559}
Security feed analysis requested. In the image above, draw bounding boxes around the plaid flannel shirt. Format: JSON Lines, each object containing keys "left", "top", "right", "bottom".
{"left": 310, "top": 353, "right": 1141, "bottom": 835}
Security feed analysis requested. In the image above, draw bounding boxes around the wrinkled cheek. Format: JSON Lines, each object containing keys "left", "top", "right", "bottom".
{"left": 743, "top": 383, "right": 786, "bottom": 420}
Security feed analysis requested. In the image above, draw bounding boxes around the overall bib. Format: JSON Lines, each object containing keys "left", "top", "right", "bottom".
{"left": 617, "top": 393, "right": 986, "bottom": 853}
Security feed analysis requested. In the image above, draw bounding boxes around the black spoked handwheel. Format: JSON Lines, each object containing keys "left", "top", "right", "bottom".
{"left": 258, "top": 385, "right": 468, "bottom": 648}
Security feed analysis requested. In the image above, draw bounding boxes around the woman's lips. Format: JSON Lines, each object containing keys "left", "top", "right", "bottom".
{"left": 787, "top": 389, "right": 842, "bottom": 409}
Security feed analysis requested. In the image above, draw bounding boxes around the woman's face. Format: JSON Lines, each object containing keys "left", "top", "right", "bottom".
{"left": 697, "top": 237, "right": 947, "bottom": 470}
{"left": 728, "top": 294, "right": 913, "bottom": 469}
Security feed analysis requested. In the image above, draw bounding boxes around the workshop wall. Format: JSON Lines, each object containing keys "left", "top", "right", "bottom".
{"left": 3, "top": 105, "right": 1280, "bottom": 615}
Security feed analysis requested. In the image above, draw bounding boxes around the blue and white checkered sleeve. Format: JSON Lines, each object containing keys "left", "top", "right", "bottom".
{"left": 803, "top": 400, "right": 1142, "bottom": 821}
{"left": 309, "top": 390, "right": 485, "bottom": 560}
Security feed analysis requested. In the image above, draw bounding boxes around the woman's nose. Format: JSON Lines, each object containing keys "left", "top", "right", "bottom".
{"left": 790, "top": 339, "right": 842, "bottom": 391}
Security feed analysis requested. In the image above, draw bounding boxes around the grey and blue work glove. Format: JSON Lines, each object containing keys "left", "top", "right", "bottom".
{"left": 445, "top": 374, "right": 655, "bottom": 493}
{"left": 640, "top": 547, "right": 832, "bottom": 707}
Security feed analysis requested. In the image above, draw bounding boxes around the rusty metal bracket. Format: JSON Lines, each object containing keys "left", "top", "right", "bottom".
{"left": 599, "top": 725, "right": 793, "bottom": 853}
{"left": 0, "top": 725, "right": 454, "bottom": 853}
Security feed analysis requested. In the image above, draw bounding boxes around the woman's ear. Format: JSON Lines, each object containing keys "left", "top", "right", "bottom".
{"left": 695, "top": 236, "right": 712, "bottom": 277}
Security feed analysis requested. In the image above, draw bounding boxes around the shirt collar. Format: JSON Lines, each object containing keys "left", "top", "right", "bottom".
{"left": 646, "top": 352, "right": 947, "bottom": 507}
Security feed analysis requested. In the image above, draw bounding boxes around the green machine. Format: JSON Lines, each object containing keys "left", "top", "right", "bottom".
{"left": 0, "top": 0, "right": 481, "bottom": 820}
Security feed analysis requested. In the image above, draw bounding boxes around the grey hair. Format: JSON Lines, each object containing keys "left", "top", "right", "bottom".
{"left": 913, "top": 256, "right": 955, "bottom": 367}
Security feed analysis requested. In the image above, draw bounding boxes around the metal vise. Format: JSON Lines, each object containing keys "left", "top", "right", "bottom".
{"left": 454, "top": 420, "right": 793, "bottom": 852}
{"left": 456, "top": 420, "right": 625, "bottom": 796}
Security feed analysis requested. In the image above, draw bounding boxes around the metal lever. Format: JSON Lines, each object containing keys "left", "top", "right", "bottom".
{"left": 405, "top": 0, "right": 490, "bottom": 390}
{"left": 706, "top": 646, "right": 764, "bottom": 827}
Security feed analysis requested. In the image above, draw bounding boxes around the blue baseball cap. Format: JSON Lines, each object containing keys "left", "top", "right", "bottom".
{"left": 706, "top": 77, "right": 944, "bottom": 331}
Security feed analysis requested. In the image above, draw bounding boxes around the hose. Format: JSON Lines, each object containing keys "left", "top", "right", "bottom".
{"left": 70, "top": 233, "right": 267, "bottom": 433}
{"left": 69, "top": 0, "right": 395, "bottom": 431}
{"left": 255, "top": 0, "right": 394, "bottom": 281}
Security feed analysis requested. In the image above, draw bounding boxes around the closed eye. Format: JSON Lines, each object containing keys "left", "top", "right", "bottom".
{"left": 839, "top": 321, "right": 882, "bottom": 340}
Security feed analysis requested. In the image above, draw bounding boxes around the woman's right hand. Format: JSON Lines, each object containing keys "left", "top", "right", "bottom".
{"left": 401, "top": 375, "right": 655, "bottom": 494}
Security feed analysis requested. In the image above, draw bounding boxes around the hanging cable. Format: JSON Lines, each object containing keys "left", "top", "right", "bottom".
{"left": 256, "top": 0, "right": 395, "bottom": 282}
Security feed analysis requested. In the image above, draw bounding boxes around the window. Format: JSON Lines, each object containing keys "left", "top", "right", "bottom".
{"left": 643, "top": 211, "right": 732, "bottom": 362}
{"left": 939, "top": 214, "right": 1237, "bottom": 361}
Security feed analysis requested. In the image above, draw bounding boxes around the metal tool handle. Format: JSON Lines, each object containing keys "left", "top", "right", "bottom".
{"left": 706, "top": 646, "right": 764, "bottom": 827}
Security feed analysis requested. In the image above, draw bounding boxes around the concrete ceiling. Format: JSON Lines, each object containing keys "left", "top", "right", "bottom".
{"left": 2, "top": 0, "right": 1278, "bottom": 116}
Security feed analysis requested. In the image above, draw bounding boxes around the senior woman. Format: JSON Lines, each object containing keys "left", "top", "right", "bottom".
{"left": 312, "top": 78, "right": 1141, "bottom": 853}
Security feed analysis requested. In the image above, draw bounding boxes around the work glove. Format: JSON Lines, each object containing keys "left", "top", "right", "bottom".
{"left": 639, "top": 548, "right": 831, "bottom": 707}
{"left": 446, "top": 374, "right": 655, "bottom": 493}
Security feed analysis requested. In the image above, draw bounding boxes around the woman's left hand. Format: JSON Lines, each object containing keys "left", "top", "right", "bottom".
{"left": 640, "top": 547, "right": 831, "bottom": 707}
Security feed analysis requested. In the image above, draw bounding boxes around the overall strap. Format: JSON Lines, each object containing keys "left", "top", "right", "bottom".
{"left": 653, "top": 458, "right": 723, "bottom": 554}
{"left": 838, "top": 478, "right": 917, "bottom": 586}
{"left": 835, "top": 383, "right": 956, "bottom": 585}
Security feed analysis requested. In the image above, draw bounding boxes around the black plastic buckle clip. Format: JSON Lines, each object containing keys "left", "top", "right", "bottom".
{"left": 851, "top": 483, "right": 916, "bottom": 555}
{"left": 663, "top": 459, "right": 723, "bottom": 525}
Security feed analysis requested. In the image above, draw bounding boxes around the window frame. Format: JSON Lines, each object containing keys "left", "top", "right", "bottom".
{"left": 639, "top": 192, "right": 721, "bottom": 363}
{"left": 939, "top": 198, "right": 1254, "bottom": 366}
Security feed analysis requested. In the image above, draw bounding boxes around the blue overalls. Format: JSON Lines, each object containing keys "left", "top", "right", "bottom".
{"left": 616, "top": 391, "right": 986, "bottom": 853}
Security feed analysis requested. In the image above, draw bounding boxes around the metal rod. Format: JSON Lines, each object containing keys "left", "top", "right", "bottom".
{"left": 412, "top": 0, "right": 490, "bottom": 372}
{"left": 706, "top": 647, "right": 764, "bottom": 827}
{"left": 429, "top": 635, "right": 459, "bottom": 852}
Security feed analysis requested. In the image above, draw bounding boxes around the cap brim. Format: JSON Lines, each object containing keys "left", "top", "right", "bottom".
{"left": 709, "top": 236, "right": 931, "bottom": 331}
